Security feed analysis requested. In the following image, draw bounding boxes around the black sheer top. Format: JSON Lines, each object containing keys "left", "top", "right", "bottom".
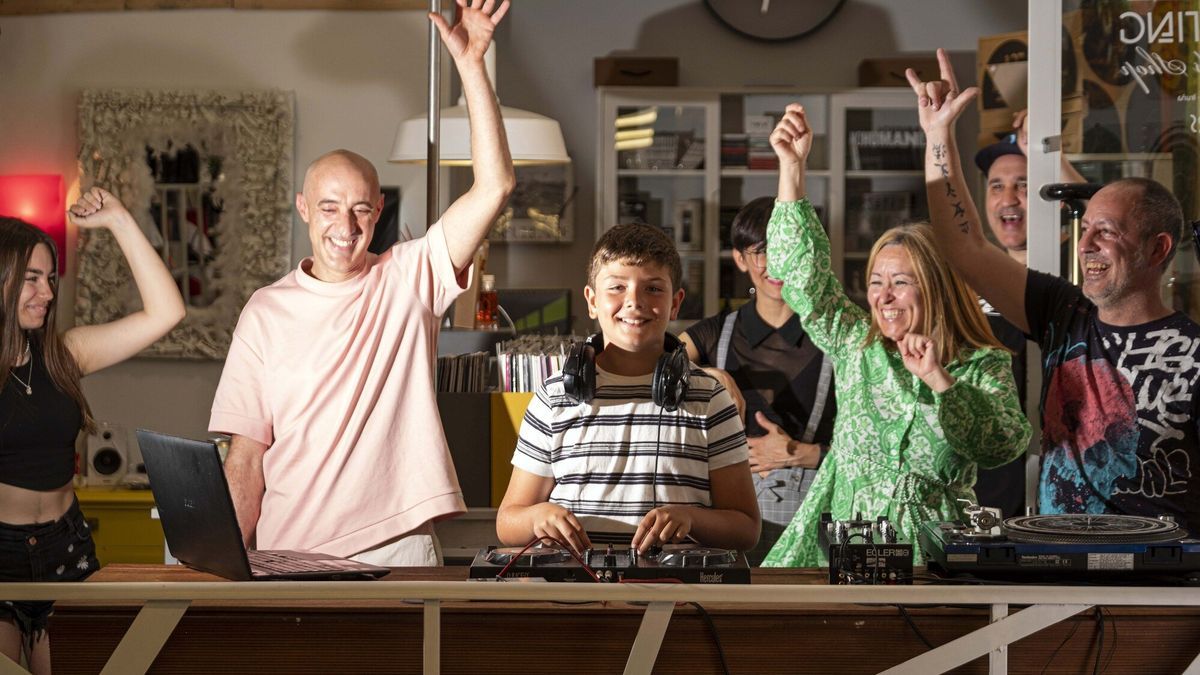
{"left": 0, "top": 342, "right": 82, "bottom": 490}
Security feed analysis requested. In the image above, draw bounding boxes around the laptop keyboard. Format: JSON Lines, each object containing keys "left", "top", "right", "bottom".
{"left": 249, "top": 550, "right": 348, "bottom": 574}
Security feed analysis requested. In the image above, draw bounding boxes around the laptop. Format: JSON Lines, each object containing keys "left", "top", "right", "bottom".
{"left": 136, "top": 429, "right": 390, "bottom": 581}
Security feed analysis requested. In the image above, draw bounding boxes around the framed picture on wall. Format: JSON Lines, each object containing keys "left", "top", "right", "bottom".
{"left": 489, "top": 164, "right": 576, "bottom": 243}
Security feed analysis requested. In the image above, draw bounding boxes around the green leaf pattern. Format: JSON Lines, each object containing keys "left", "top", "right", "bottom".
{"left": 761, "top": 200, "right": 1031, "bottom": 566}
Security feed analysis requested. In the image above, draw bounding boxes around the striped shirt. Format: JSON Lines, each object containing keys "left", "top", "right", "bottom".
{"left": 513, "top": 367, "right": 749, "bottom": 535}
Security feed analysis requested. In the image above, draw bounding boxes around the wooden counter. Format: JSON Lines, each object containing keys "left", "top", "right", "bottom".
{"left": 33, "top": 565, "right": 1200, "bottom": 674}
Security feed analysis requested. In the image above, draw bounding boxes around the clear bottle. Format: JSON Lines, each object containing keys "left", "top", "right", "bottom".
{"left": 476, "top": 274, "right": 498, "bottom": 330}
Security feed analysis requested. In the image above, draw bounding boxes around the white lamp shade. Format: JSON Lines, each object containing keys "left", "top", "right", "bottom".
{"left": 390, "top": 103, "right": 570, "bottom": 165}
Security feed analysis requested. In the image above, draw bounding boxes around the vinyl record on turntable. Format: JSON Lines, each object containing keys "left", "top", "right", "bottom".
{"left": 1002, "top": 513, "right": 1183, "bottom": 545}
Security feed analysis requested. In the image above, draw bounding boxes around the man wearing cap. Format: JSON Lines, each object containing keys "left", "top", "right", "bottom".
{"left": 970, "top": 114, "right": 1085, "bottom": 519}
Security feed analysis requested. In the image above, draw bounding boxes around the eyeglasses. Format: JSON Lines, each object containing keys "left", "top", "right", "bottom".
{"left": 741, "top": 246, "right": 768, "bottom": 269}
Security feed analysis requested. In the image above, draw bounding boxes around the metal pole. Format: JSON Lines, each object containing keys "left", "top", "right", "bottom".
{"left": 426, "top": 0, "right": 441, "bottom": 227}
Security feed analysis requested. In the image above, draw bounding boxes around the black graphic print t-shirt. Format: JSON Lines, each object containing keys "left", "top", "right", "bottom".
{"left": 1025, "top": 269, "right": 1200, "bottom": 532}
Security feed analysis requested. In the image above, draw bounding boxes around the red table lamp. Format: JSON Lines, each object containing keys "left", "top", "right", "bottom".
{"left": 0, "top": 175, "right": 67, "bottom": 272}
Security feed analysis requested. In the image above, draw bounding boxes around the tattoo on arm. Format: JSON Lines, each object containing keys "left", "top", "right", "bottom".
{"left": 932, "top": 144, "right": 971, "bottom": 234}
{"left": 935, "top": 162, "right": 957, "bottom": 199}
{"left": 953, "top": 202, "right": 969, "bottom": 234}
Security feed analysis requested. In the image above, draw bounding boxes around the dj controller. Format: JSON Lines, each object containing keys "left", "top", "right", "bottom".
{"left": 469, "top": 543, "right": 750, "bottom": 583}
{"left": 818, "top": 513, "right": 914, "bottom": 584}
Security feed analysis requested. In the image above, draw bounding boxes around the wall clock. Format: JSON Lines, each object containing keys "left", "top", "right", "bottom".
{"left": 704, "top": 0, "right": 847, "bottom": 42}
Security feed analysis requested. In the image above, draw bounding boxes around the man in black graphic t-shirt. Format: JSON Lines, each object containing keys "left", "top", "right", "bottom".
{"left": 1027, "top": 269, "right": 1200, "bottom": 527}
{"left": 908, "top": 56, "right": 1200, "bottom": 533}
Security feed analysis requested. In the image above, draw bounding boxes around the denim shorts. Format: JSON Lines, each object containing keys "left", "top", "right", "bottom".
{"left": 0, "top": 498, "right": 99, "bottom": 640}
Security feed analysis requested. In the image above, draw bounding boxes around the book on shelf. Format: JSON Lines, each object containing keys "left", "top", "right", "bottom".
{"left": 436, "top": 351, "right": 492, "bottom": 393}
{"left": 495, "top": 334, "right": 582, "bottom": 393}
{"left": 721, "top": 133, "right": 748, "bottom": 168}
{"left": 847, "top": 127, "right": 925, "bottom": 171}
{"left": 673, "top": 198, "right": 703, "bottom": 251}
{"left": 677, "top": 138, "right": 705, "bottom": 170}
{"left": 850, "top": 191, "right": 913, "bottom": 249}
{"left": 746, "top": 131, "right": 777, "bottom": 170}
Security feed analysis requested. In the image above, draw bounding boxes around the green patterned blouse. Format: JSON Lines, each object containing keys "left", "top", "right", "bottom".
{"left": 761, "top": 199, "right": 1031, "bottom": 567}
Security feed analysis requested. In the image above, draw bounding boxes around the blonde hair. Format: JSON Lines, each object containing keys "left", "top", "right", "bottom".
{"left": 862, "top": 222, "right": 1004, "bottom": 364}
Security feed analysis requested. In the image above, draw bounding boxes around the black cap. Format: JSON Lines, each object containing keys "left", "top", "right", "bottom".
{"left": 974, "top": 139, "right": 1024, "bottom": 176}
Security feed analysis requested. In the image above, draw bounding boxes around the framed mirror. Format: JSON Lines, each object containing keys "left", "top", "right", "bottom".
{"left": 76, "top": 89, "right": 295, "bottom": 359}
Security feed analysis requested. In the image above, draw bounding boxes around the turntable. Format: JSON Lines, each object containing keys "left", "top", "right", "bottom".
{"left": 468, "top": 543, "right": 750, "bottom": 583}
{"left": 920, "top": 512, "right": 1200, "bottom": 580}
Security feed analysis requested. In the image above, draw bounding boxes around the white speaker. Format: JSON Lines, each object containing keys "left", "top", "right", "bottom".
{"left": 86, "top": 423, "right": 131, "bottom": 487}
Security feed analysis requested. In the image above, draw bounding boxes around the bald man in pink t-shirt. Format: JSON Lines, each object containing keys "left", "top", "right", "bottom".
{"left": 209, "top": 1, "right": 515, "bottom": 566}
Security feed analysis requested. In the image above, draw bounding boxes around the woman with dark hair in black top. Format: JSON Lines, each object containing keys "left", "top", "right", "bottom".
{"left": 0, "top": 187, "right": 184, "bottom": 673}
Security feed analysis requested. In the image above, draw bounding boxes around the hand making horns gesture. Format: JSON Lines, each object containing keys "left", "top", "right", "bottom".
{"left": 904, "top": 48, "right": 979, "bottom": 133}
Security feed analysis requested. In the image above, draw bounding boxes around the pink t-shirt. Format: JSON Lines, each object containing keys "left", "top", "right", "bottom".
{"left": 209, "top": 222, "right": 469, "bottom": 557}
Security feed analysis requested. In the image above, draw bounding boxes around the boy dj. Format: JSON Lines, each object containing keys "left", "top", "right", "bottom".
{"left": 496, "top": 223, "right": 760, "bottom": 555}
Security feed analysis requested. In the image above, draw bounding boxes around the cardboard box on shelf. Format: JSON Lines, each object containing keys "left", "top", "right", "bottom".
{"left": 977, "top": 93, "right": 1083, "bottom": 155}
{"left": 594, "top": 57, "right": 679, "bottom": 87}
{"left": 858, "top": 56, "right": 940, "bottom": 88}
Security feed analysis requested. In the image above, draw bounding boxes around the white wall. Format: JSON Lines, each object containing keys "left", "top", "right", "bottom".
{"left": 0, "top": 1, "right": 1027, "bottom": 441}
{"left": 0, "top": 9, "right": 434, "bottom": 439}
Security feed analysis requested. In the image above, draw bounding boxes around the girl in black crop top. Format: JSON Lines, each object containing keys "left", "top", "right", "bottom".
{"left": 0, "top": 188, "right": 184, "bottom": 673}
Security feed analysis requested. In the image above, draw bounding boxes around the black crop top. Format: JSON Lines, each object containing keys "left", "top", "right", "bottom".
{"left": 0, "top": 342, "right": 83, "bottom": 490}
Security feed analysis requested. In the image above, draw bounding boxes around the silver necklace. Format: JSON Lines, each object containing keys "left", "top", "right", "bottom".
{"left": 10, "top": 339, "right": 32, "bottom": 395}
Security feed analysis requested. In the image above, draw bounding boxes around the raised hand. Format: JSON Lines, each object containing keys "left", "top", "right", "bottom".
{"left": 769, "top": 103, "right": 813, "bottom": 169}
{"left": 430, "top": 0, "right": 510, "bottom": 64}
{"left": 68, "top": 186, "right": 133, "bottom": 231}
{"left": 529, "top": 502, "right": 590, "bottom": 554}
{"left": 632, "top": 505, "right": 695, "bottom": 553}
{"left": 896, "top": 333, "right": 955, "bottom": 392}
{"left": 904, "top": 48, "right": 978, "bottom": 133}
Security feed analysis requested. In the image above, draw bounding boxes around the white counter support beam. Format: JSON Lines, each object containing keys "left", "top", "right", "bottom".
{"left": 881, "top": 603, "right": 1088, "bottom": 675}
{"left": 423, "top": 599, "right": 441, "bottom": 675}
{"left": 99, "top": 599, "right": 190, "bottom": 675}
{"left": 624, "top": 600, "right": 675, "bottom": 675}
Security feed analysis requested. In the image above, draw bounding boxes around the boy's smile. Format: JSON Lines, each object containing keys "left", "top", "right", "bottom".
{"left": 584, "top": 259, "right": 684, "bottom": 375}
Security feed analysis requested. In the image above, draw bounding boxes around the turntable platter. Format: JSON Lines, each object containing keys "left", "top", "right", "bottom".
{"left": 1003, "top": 514, "right": 1182, "bottom": 544}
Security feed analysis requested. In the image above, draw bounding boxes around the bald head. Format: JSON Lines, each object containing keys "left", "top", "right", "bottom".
{"left": 302, "top": 149, "right": 380, "bottom": 200}
{"left": 297, "top": 149, "right": 384, "bottom": 283}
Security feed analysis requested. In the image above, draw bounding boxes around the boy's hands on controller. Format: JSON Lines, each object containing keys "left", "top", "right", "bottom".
{"left": 529, "top": 503, "right": 590, "bottom": 554}
{"left": 632, "top": 506, "right": 695, "bottom": 554}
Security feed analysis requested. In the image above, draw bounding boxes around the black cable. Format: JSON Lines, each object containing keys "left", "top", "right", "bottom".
{"left": 1039, "top": 610, "right": 1081, "bottom": 675}
{"left": 688, "top": 602, "right": 731, "bottom": 675}
{"left": 652, "top": 406, "right": 664, "bottom": 510}
{"left": 1100, "top": 607, "right": 1117, "bottom": 674}
{"left": 895, "top": 605, "right": 934, "bottom": 649}
{"left": 1091, "top": 607, "right": 1104, "bottom": 675}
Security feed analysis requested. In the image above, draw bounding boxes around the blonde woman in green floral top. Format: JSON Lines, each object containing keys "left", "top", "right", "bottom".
{"left": 761, "top": 104, "right": 1031, "bottom": 567}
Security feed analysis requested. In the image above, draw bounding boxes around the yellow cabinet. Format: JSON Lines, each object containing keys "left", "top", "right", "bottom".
{"left": 75, "top": 488, "right": 164, "bottom": 565}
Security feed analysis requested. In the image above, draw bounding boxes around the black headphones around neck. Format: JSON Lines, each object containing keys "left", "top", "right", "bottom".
{"left": 561, "top": 332, "right": 691, "bottom": 411}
